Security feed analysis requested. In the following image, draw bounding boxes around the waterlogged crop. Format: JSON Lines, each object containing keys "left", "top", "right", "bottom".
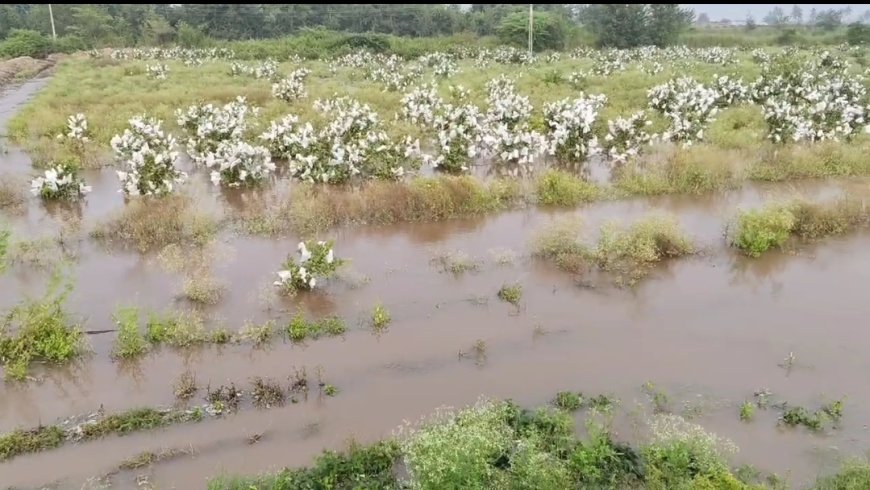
{"left": 146, "top": 63, "right": 168, "bottom": 80}
{"left": 176, "top": 96, "right": 258, "bottom": 165}
{"left": 111, "top": 115, "right": 186, "bottom": 196}
{"left": 30, "top": 162, "right": 90, "bottom": 200}
{"left": 204, "top": 140, "right": 274, "bottom": 187}
{"left": 544, "top": 95, "right": 607, "bottom": 167}
{"left": 262, "top": 97, "right": 419, "bottom": 183}
{"left": 274, "top": 241, "right": 343, "bottom": 295}
{"left": 604, "top": 111, "right": 653, "bottom": 163}
{"left": 648, "top": 77, "right": 720, "bottom": 146}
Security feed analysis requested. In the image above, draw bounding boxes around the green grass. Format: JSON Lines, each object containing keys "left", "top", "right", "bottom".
{"left": 145, "top": 310, "right": 207, "bottom": 347}
{"left": 814, "top": 460, "right": 870, "bottom": 490}
{"left": 740, "top": 401, "right": 755, "bottom": 422}
{"left": 0, "top": 225, "right": 9, "bottom": 273}
{"left": 553, "top": 391, "right": 583, "bottom": 411}
{"left": 781, "top": 399, "right": 845, "bottom": 432}
{"left": 536, "top": 169, "right": 602, "bottom": 206}
{"left": 497, "top": 282, "right": 522, "bottom": 306}
{"left": 235, "top": 320, "right": 276, "bottom": 347}
{"left": 371, "top": 303, "right": 391, "bottom": 331}
{"left": 111, "top": 306, "right": 148, "bottom": 359}
{"left": 0, "top": 271, "right": 84, "bottom": 380}
{"left": 729, "top": 199, "right": 870, "bottom": 257}
{"left": 532, "top": 218, "right": 590, "bottom": 274}
{"left": 0, "top": 426, "right": 65, "bottom": 461}
{"left": 594, "top": 214, "right": 694, "bottom": 286}
{"left": 286, "top": 313, "right": 347, "bottom": 343}
{"left": 182, "top": 275, "right": 225, "bottom": 305}
{"left": 90, "top": 195, "right": 218, "bottom": 253}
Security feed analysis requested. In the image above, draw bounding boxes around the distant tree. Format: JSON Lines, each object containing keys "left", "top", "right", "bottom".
{"left": 582, "top": 4, "right": 648, "bottom": 48}
{"left": 696, "top": 13, "right": 710, "bottom": 25}
{"left": 582, "top": 4, "right": 690, "bottom": 48}
{"left": 764, "top": 7, "right": 788, "bottom": 26}
{"left": 745, "top": 14, "right": 757, "bottom": 31}
{"left": 721, "top": 18, "right": 732, "bottom": 26}
{"left": 497, "top": 10, "right": 567, "bottom": 51}
{"left": 815, "top": 9, "right": 845, "bottom": 31}
{"left": 790, "top": 5, "right": 803, "bottom": 25}
{"left": 809, "top": 8, "right": 818, "bottom": 25}
{"left": 847, "top": 22, "right": 870, "bottom": 44}
{"left": 646, "top": 4, "right": 693, "bottom": 46}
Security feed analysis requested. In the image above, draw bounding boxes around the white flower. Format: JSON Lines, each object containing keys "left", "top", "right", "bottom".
{"left": 325, "top": 249, "right": 334, "bottom": 264}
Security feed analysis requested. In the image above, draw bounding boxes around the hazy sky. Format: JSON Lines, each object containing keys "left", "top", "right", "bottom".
{"left": 682, "top": 4, "right": 866, "bottom": 22}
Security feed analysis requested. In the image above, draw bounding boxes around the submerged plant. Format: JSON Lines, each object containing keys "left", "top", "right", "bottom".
{"left": 30, "top": 162, "right": 90, "bottom": 201}
{"left": 497, "top": 283, "right": 522, "bottom": 306}
{"left": 0, "top": 271, "right": 84, "bottom": 380}
{"left": 371, "top": 303, "right": 391, "bottom": 331}
{"left": 274, "top": 240, "right": 343, "bottom": 295}
{"left": 111, "top": 306, "right": 147, "bottom": 360}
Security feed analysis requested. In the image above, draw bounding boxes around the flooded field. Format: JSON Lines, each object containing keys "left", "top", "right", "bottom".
{"left": 3, "top": 62, "right": 870, "bottom": 489}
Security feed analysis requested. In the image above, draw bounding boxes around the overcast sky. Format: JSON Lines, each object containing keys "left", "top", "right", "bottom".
{"left": 682, "top": 4, "right": 866, "bottom": 22}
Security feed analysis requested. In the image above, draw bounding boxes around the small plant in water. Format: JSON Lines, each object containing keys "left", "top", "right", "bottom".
{"left": 30, "top": 162, "right": 91, "bottom": 201}
{"left": 371, "top": 303, "right": 391, "bottom": 331}
{"left": 173, "top": 370, "right": 198, "bottom": 401}
{"left": 497, "top": 282, "right": 522, "bottom": 306}
{"left": 251, "top": 377, "right": 285, "bottom": 408}
{"left": 322, "top": 384, "right": 339, "bottom": 397}
{"left": 205, "top": 383, "right": 243, "bottom": 415}
{"left": 111, "top": 306, "right": 147, "bottom": 359}
{"left": 0, "top": 271, "right": 84, "bottom": 380}
{"left": 274, "top": 240, "right": 343, "bottom": 295}
{"left": 740, "top": 401, "right": 755, "bottom": 422}
{"left": 553, "top": 391, "right": 583, "bottom": 411}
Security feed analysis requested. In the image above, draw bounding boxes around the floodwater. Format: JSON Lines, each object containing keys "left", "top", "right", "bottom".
{"left": 2, "top": 79, "right": 870, "bottom": 489}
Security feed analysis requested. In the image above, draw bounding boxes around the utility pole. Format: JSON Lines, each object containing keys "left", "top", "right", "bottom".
{"left": 528, "top": 4, "right": 533, "bottom": 55}
{"left": 48, "top": 4, "right": 57, "bottom": 40}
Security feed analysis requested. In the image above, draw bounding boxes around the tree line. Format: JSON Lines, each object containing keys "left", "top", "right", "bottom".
{"left": 0, "top": 4, "right": 698, "bottom": 53}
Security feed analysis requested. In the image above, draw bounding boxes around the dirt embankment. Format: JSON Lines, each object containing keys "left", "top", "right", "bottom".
{"left": 0, "top": 55, "right": 60, "bottom": 88}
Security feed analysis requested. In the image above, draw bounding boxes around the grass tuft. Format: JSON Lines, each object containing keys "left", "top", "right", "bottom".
{"left": 91, "top": 195, "right": 217, "bottom": 252}
{"left": 532, "top": 218, "right": 589, "bottom": 273}
{"left": 251, "top": 377, "right": 285, "bottom": 408}
{"left": 595, "top": 215, "right": 694, "bottom": 286}
{"left": 111, "top": 306, "right": 148, "bottom": 360}
{"left": 497, "top": 283, "right": 522, "bottom": 306}
{"left": 371, "top": 303, "right": 391, "bottom": 332}
{"left": 286, "top": 313, "right": 346, "bottom": 343}
{"left": 0, "top": 271, "right": 84, "bottom": 380}
{"left": 145, "top": 310, "right": 207, "bottom": 347}
{"left": 535, "top": 170, "right": 602, "bottom": 206}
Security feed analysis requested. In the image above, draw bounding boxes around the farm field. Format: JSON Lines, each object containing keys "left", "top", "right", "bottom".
{"left": 2, "top": 44, "right": 870, "bottom": 489}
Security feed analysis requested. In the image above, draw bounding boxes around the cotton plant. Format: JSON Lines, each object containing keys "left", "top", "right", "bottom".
{"left": 710, "top": 75, "right": 749, "bottom": 108}
{"left": 30, "top": 161, "right": 91, "bottom": 200}
{"left": 422, "top": 103, "right": 486, "bottom": 174}
{"left": 544, "top": 95, "right": 607, "bottom": 165}
{"left": 261, "top": 98, "right": 420, "bottom": 183}
{"left": 399, "top": 83, "right": 444, "bottom": 126}
{"left": 146, "top": 63, "right": 168, "bottom": 80}
{"left": 482, "top": 77, "right": 547, "bottom": 173}
{"left": 63, "top": 113, "right": 89, "bottom": 142}
{"left": 176, "top": 96, "right": 258, "bottom": 164}
{"left": 111, "top": 115, "right": 186, "bottom": 196}
{"left": 204, "top": 140, "right": 275, "bottom": 187}
{"left": 274, "top": 240, "right": 343, "bottom": 295}
{"left": 604, "top": 111, "right": 654, "bottom": 164}
{"left": 648, "top": 77, "right": 719, "bottom": 146}
{"left": 272, "top": 68, "right": 311, "bottom": 101}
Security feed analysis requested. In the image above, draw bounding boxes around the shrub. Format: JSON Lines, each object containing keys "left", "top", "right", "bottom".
{"left": 0, "top": 272, "right": 84, "bottom": 380}
{"left": 0, "top": 30, "right": 53, "bottom": 59}
{"left": 371, "top": 303, "right": 391, "bottom": 331}
{"left": 497, "top": 283, "right": 522, "bottom": 306}
{"left": 729, "top": 205, "right": 796, "bottom": 257}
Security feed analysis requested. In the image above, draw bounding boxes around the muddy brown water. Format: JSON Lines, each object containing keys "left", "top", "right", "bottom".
{"left": 2, "top": 80, "right": 870, "bottom": 489}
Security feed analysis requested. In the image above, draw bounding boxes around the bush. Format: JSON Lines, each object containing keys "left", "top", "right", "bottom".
{"left": 0, "top": 30, "right": 53, "bottom": 59}
{"left": 497, "top": 11, "right": 567, "bottom": 51}
{"left": 729, "top": 205, "right": 796, "bottom": 257}
{"left": 330, "top": 33, "right": 390, "bottom": 54}
{"left": 847, "top": 23, "right": 870, "bottom": 45}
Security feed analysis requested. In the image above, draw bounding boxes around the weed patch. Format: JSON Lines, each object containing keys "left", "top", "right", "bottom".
{"left": 536, "top": 169, "right": 602, "bottom": 206}
{"left": 595, "top": 215, "right": 694, "bottom": 286}
{"left": 111, "top": 306, "right": 148, "bottom": 360}
{"left": 532, "top": 218, "right": 590, "bottom": 274}
{"left": 286, "top": 313, "right": 346, "bottom": 343}
{"left": 251, "top": 377, "right": 285, "bottom": 408}
{"left": 0, "top": 425, "right": 64, "bottom": 461}
{"left": 173, "top": 370, "right": 198, "bottom": 401}
{"left": 0, "top": 272, "right": 84, "bottom": 380}
{"left": 371, "top": 303, "right": 391, "bottom": 331}
{"left": 91, "top": 195, "right": 217, "bottom": 252}
{"left": 145, "top": 310, "right": 207, "bottom": 347}
{"left": 497, "top": 283, "right": 522, "bottom": 306}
